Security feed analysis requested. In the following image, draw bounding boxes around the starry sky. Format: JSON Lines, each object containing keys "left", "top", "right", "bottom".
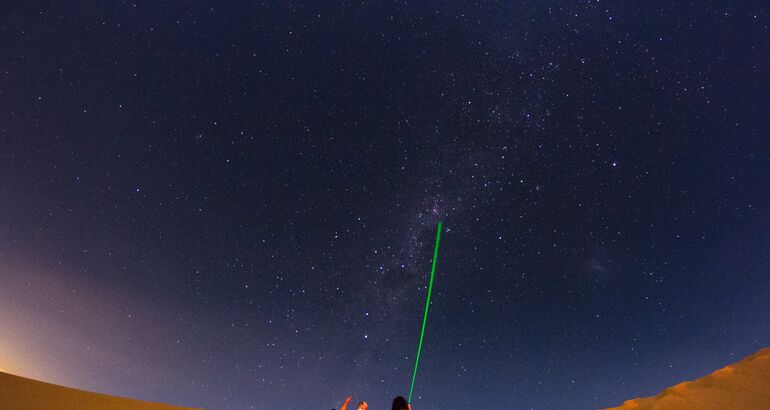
{"left": 1, "top": 1, "right": 769, "bottom": 409}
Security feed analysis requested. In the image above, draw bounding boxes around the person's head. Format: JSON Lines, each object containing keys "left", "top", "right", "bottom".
{"left": 357, "top": 401, "right": 368, "bottom": 410}
{"left": 391, "top": 396, "right": 409, "bottom": 410}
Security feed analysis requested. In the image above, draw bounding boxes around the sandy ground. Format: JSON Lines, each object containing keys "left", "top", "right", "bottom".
{"left": 607, "top": 347, "right": 770, "bottom": 409}
{"left": 3, "top": 347, "right": 768, "bottom": 409}
{"left": 0, "top": 371, "right": 200, "bottom": 410}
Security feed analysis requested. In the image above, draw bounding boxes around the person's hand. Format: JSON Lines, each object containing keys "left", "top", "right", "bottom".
{"left": 407, "top": 404, "right": 412, "bottom": 410}
{"left": 344, "top": 396, "right": 352, "bottom": 404}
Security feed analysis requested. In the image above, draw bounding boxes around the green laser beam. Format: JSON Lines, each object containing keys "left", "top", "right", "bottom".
{"left": 408, "top": 220, "right": 442, "bottom": 403}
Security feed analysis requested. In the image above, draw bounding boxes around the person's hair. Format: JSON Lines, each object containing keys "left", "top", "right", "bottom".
{"left": 357, "top": 402, "right": 367, "bottom": 409}
{"left": 391, "top": 396, "right": 408, "bottom": 410}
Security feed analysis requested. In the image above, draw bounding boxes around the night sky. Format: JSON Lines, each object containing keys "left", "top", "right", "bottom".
{"left": 1, "top": 2, "right": 769, "bottom": 409}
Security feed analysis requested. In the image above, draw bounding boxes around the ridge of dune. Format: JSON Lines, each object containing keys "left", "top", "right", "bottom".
{"left": 0, "top": 371, "right": 201, "bottom": 410}
{"left": 606, "top": 347, "right": 770, "bottom": 409}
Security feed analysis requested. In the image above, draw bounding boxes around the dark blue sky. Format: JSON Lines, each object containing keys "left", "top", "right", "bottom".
{"left": 1, "top": 1, "right": 768, "bottom": 409}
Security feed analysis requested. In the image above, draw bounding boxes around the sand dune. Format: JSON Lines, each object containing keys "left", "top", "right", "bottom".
{"left": 4, "top": 348, "right": 768, "bottom": 409}
{"left": 607, "top": 347, "right": 770, "bottom": 409}
{"left": 0, "top": 371, "right": 200, "bottom": 410}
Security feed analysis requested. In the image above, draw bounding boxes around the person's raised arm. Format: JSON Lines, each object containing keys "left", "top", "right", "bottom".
{"left": 340, "top": 395, "right": 352, "bottom": 410}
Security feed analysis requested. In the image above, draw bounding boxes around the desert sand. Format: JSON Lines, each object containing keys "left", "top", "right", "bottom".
{"left": 3, "top": 348, "right": 768, "bottom": 409}
{"left": 0, "top": 371, "right": 200, "bottom": 410}
{"left": 607, "top": 347, "right": 770, "bottom": 409}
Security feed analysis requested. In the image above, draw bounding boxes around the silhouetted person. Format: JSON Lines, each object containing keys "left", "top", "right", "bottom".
{"left": 391, "top": 396, "right": 411, "bottom": 410}
{"left": 341, "top": 396, "right": 369, "bottom": 410}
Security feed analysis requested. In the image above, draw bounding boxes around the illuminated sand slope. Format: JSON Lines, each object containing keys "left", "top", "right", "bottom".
{"left": 0, "top": 371, "right": 200, "bottom": 410}
{"left": 607, "top": 347, "right": 770, "bottom": 409}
